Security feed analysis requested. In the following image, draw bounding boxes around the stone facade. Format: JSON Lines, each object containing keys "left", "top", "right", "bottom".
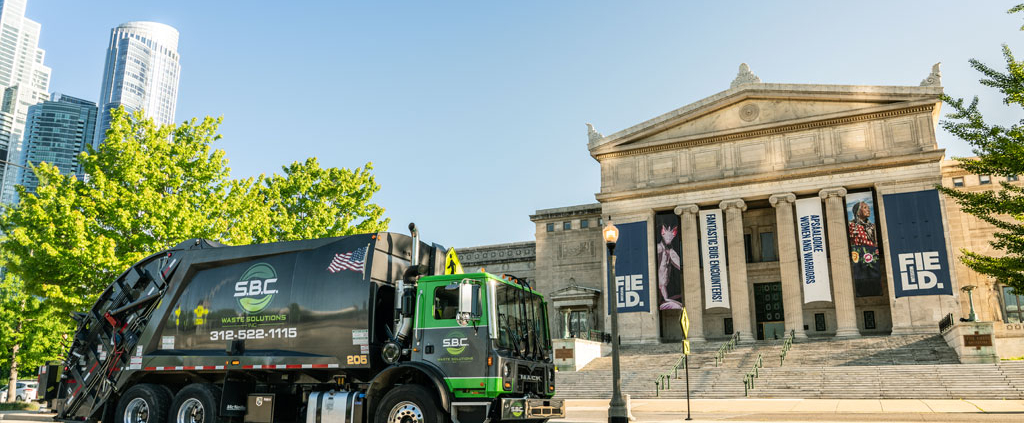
{"left": 463, "top": 64, "right": 1022, "bottom": 351}
{"left": 941, "top": 160, "right": 1024, "bottom": 357}
{"left": 584, "top": 64, "right": 957, "bottom": 343}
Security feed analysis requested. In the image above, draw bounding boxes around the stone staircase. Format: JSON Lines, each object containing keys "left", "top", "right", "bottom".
{"left": 553, "top": 335, "right": 1024, "bottom": 399}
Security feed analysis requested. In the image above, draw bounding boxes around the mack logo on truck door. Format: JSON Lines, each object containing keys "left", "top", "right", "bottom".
{"left": 234, "top": 263, "right": 279, "bottom": 313}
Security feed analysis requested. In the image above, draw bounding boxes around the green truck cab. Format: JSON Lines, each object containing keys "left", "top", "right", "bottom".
{"left": 406, "top": 273, "right": 562, "bottom": 421}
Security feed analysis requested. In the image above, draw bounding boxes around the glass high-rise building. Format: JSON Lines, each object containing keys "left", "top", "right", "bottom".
{"left": 95, "top": 21, "right": 180, "bottom": 147}
{"left": 0, "top": 0, "right": 52, "bottom": 204}
{"left": 19, "top": 93, "right": 97, "bottom": 195}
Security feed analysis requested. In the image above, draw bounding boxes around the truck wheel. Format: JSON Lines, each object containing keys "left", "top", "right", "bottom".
{"left": 374, "top": 384, "right": 442, "bottom": 423}
{"left": 170, "top": 384, "right": 222, "bottom": 423}
{"left": 115, "top": 384, "right": 173, "bottom": 423}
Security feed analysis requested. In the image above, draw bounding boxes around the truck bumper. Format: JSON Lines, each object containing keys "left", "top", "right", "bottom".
{"left": 499, "top": 397, "right": 565, "bottom": 420}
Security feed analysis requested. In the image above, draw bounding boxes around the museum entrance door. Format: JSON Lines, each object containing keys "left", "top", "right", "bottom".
{"left": 754, "top": 282, "right": 785, "bottom": 340}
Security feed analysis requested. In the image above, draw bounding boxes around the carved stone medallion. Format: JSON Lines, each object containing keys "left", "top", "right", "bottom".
{"left": 739, "top": 103, "right": 760, "bottom": 122}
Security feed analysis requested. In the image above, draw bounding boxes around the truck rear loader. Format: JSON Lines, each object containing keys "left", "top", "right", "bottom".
{"left": 38, "top": 224, "right": 564, "bottom": 423}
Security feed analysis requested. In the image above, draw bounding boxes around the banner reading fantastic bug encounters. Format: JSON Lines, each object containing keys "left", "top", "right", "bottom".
{"left": 699, "top": 210, "right": 730, "bottom": 310}
{"left": 795, "top": 197, "right": 832, "bottom": 303}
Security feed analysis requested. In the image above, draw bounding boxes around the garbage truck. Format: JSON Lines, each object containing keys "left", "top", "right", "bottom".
{"left": 38, "top": 224, "right": 564, "bottom": 423}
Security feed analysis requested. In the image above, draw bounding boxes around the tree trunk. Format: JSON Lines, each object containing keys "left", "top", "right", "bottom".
{"left": 6, "top": 325, "right": 20, "bottom": 403}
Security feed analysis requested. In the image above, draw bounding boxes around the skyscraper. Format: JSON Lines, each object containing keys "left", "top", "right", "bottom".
{"left": 19, "top": 93, "right": 97, "bottom": 195}
{"left": 0, "top": 0, "right": 52, "bottom": 204}
{"left": 95, "top": 21, "right": 180, "bottom": 147}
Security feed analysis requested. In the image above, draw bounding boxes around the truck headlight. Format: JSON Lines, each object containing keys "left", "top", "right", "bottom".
{"left": 503, "top": 362, "right": 512, "bottom": 378}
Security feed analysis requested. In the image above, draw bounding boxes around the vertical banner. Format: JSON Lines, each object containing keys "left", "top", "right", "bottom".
{"left": 655, "top": 211, "right": 682, "bottom": 310}
{"left": 845, "top": 191, "right": 884, "bottom": 297}
{"left": 795, "top": 197, "right": 832, "bottom": 303}
{"left": 699, "top": 210, "right": 730, "bottom": 309}
{"left": 882, "top": 190, "right": 954, "bottom": 298}
{"left": 606, "top": 221, "right": 650, "bottom": 313}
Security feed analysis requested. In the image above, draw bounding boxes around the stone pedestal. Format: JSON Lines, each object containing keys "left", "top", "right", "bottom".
{"left": 552, "top": 338, "right": 611, "bottom": 371}
{"left": 942, "top": 321, "right": 999, "bottom": 364}
{"left": 770, "top": 193, "right": 807, "bottom": 339}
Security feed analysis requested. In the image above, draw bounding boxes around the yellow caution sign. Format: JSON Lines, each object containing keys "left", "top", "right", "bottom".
{"left": 683, "top": 340, "right": 691, "bottom": 355}
{"left": 445, "top": 248, "right": 464, "bottom": 275}
{"left": 680, "top": 307, "right": 691, "bottom": 340}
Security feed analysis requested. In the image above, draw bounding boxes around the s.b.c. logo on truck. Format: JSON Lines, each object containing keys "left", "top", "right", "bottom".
{"left": 443, "top": 331, "right": 469, "bottom": 355}
{"left": 234, "top": 263, "right": 279, "bottom": 313}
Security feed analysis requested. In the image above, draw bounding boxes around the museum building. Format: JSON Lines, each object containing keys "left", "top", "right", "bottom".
{"left": 459, "top": 64, "right": 1024, "bottom": 354}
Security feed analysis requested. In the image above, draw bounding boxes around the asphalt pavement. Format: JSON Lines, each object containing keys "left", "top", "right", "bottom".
{"left": 3, "top": 398, "right": 1023, "bottom": 422}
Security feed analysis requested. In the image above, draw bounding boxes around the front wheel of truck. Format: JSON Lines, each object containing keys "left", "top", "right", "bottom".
{"left": 374, "top": 384, "right": 443, "bottom": 423}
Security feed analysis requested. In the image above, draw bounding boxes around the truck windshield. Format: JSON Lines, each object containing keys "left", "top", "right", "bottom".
{"left": 495, "top": 282, "right": 550, "bottom": 361}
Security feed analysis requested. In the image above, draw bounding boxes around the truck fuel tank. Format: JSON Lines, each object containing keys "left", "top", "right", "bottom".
{"left": 305, "top": 391, "right": 365, "bottom": 423}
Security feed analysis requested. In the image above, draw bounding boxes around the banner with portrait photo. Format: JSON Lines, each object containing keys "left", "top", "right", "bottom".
{"left": 606, "top": 221, "right": 650, "bottom": 314}
{"left": 796, "top": 197, "right": 832, "bottom": 303}
{"left": 655, "top": 211, "right": 682, "bottom": 310}
{"left": 845, "top": 191, "right": 884, "bottom": 297}
{"left": 699, "top": 210, "right": 730, "bottom": 310}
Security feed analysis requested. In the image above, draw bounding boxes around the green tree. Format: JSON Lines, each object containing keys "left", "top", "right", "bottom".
{"left": 938, "top": 5, "right": 1024, "bottom": 293}
{"left": 0, "top": 275, "right": 69, "bottom": 402}
{"left": 0, "top": 108, "right": 388, "bottom": 395}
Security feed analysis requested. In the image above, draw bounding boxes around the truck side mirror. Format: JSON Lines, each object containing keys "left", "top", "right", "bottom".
{"left": 457, "top": 282, "right": 481, "bottom": 327}
{"left": 401, "top": 288, "right": 415, "bottom": 318}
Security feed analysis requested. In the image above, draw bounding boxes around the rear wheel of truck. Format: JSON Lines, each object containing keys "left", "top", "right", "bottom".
{"left": 170, "top": 384, "right": 222, "bottom": 423}
{"left": 374, "top": 384, "right": 443, "bottom": 423}
{"left": 115, "top": 384, "right": 173, "bottom": 423}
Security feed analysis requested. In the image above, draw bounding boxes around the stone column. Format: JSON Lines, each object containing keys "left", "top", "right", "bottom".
{"left": 675, "top": 204, "right": 705, "bottom": 342}
{"left": 720, "top": 199, "right": 753, "bottom": 342}
{"left": 820, "top": 187, "right": 860, "bottom": 337}
{"left": 769, "top": 193, "right": 807, "bottom": 339}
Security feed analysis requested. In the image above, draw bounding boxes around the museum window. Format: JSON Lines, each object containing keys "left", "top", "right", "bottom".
{"left": 952, "top": 177, "right": 965, "bottom": 187}
{"left": 980, "top": 175, "right": 992, "bottom": 185}
{"left": 566, "top": 309, "right": 590, "bottom": 339}
{"left": 743, "top": 234, "right": 754, "bottom": 263}
{"left": 546, "top": 223, "right": 554, "bottom": 232}
{"left": 724, "top": 317, "right": 734, "bottom": 335}
{"left": 1002, "top": 286, "right": 1023, "bottom": 323}
{"left": 563, "top": 221, "right": 571, "bottom": 230}
{"left": 759, "top": 231, "right": 778, "bottom": 262}
{"left": 1009, "top": 175, "right": 1019, "bottom": 182}
{"left": 864, "top": 310, "right": 876, "bottom": 330}
{"left": 580, "top": 219, "right": 589, "bottom": 229}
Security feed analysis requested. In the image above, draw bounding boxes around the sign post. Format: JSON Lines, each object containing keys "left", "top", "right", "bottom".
{"left": 681, "top": 307, "right": 692, "bottom": 421}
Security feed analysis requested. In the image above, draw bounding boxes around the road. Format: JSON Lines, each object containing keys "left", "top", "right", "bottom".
{"left": 3, "top": 398, "right": 1023, "bottom": 422}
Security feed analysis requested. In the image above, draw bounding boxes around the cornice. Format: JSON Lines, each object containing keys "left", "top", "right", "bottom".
{"left": 594, "top": 104, "right": 935, "bottom": 161}
{"left": 595, "top": 149, "right": 945, "bottom": 203}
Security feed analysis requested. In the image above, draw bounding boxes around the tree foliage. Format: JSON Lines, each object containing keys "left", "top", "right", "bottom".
{"left": 0, "top": 109, "right": 389, "bottom": 384}
{"left": 938, "top": 5, "right": 1024, "bottom": 293}
{"left": 0, "top": 275, "right": 69, "bottom": 397}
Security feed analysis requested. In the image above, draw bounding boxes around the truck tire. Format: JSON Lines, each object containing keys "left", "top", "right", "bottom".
{"left": 169, "top": 384, "right": 222, "bottom": 423}
{"left": 374, "top": 384, "right": 443, "bottom": 423}
{"left": 114, "top": 384, "right": 173, "bottom": 423}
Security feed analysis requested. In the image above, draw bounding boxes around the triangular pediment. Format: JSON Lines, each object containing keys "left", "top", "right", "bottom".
{"left": 589, "top": 83, "right": 942, "bottom": 158}
{"left": 550, "top": 285, "right": 601, "bottom": 301}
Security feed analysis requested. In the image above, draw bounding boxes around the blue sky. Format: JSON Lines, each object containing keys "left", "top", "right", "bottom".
{"left": 33, "top": 1, "right": 1023, "bottom": 248}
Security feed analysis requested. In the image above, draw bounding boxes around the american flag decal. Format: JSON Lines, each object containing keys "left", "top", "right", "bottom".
{"left": 328, "top": 246, "right": 368, "bottom": 273}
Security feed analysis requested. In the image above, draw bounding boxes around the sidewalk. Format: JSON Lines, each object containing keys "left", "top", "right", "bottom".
{"left": 0, "top": 411, "right": 53, "bottom": 422}
{"left": 566, "top": 398, "right": 1024, "bottom": 413}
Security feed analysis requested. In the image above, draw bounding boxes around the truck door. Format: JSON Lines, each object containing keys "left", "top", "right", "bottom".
{"left": 416, "top": 280, "right": 489, "bottom": 392}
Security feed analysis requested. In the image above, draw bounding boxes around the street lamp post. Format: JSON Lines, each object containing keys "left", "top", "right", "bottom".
{"left": 603, "top": 221, "right": 628, "bottom": 423}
